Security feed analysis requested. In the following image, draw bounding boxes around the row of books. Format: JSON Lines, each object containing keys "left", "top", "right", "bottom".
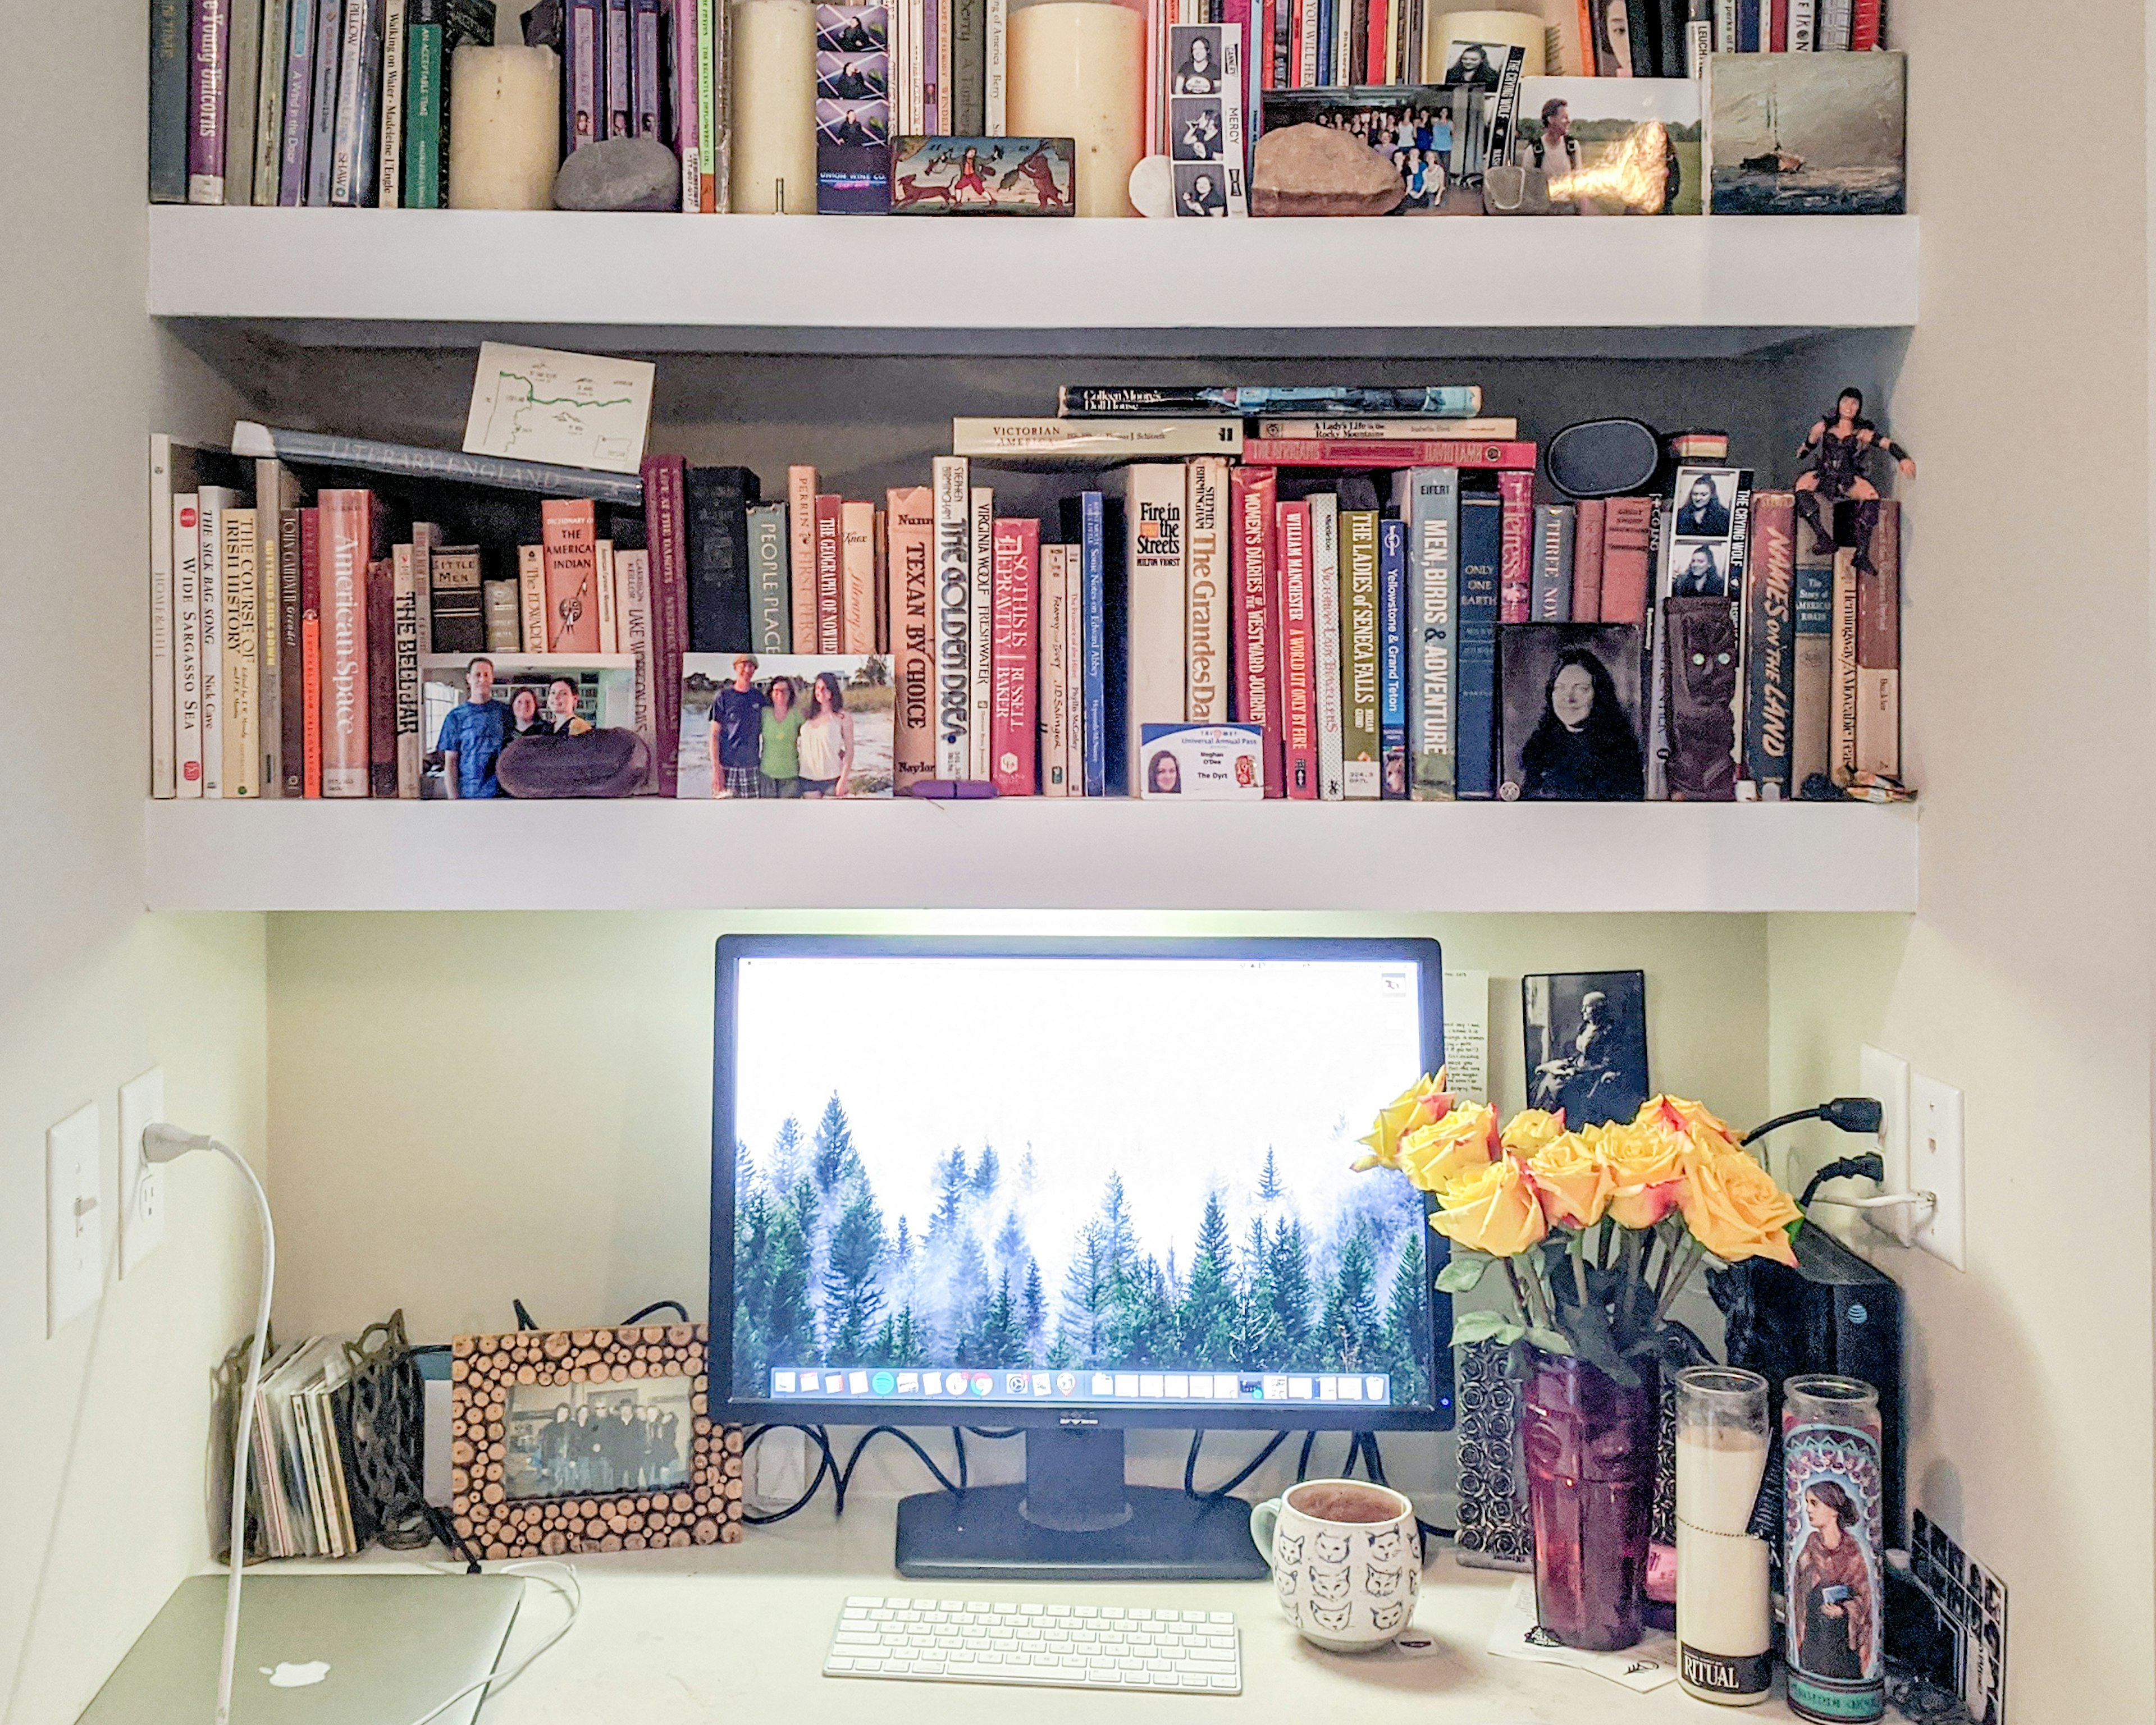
{"left": 239, "top": 1334, "right": 375, "bottom": 1560}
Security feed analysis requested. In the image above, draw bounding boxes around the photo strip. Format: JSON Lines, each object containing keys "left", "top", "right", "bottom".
{"left": 1168, "top": 24, "right": 1247, "bottom": 217}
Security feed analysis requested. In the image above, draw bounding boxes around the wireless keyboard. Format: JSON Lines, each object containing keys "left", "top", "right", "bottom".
{"left": 823, "top": 1595, "right": 1243, "bottom": 1694}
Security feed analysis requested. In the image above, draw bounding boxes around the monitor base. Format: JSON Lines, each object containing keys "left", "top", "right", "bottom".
{"left": 895, "top": 1484, "right": 1271, "bottom": 1582}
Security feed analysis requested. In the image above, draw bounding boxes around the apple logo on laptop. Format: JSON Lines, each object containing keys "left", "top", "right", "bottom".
{"left": 260, "top": 1661, "right": 331, "bottom": 1688}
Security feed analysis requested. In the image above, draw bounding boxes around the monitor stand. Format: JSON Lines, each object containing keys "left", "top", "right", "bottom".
{"left": 894, "top": 1428, "right": 1272, "bottom": 1582}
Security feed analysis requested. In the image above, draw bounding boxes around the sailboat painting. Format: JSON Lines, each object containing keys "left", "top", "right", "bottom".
{"left": 1706, "top": 51, "right": 1904, "bottom": 214}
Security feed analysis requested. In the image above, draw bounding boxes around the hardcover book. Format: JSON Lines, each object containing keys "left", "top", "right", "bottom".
{"left": 151, "top": 0, "right": 193, "bottom": 202}
{"left": 189, "top": 0, "right": 234, "bottom": 204}
{"left": 1057, "top": 385, "right": 1484, "bottom": 418}
{"left": 1339, "top": 509, "right": 1381, "bottom": 799}
{"left": 968, "top": 486, "right": 994, "bottom": 780}
{"left": 1571, "top": 497, "right": 1606, "bottom": 623}
{"left": 1309, "top": 492, "right": 1345, "bottom": 802}
{"left": 221, "top": 509, "right": 262, "bottom": 799}
{"left": 1039, "top": 543, "right": 1069, "bottom": 795}
{"left": 1455, "top": 493, "right": 1502, "bottom": 799}
{"left": 569, "top": 0, "right": 605, "bottom": 153}
{"left": 1228, "top": 465, "right": 1283, "bottom": 798}
{"left": 430, "top": 541, "right": 486, "bottom": 652}
{"left": 747, "top": 502, "right": 791, "bottom": 652}
{"left": 392, "top": 546, "right": 423, "bottom": 797}
{"left": 1846, "top": 498, "right": 1899, "bottom": 781}
{"left": 1598, "top": 495, "right": 1656, "bottom": 625}
{"left": 814, "top": 495, "right": 843, "bottom": 652}
{"left": 1378, "top": 515, "right": 1407, "bottom": 800}
{"left": 887, "top": 485, "right": 937, "bottom": 790}
{"left": 306, "top": 0, "right": 342, "bottom": 206}
{"left": 364, "top": 558, "right": 397, "bottom": 797}
{"left": 1532, "top": 502, "right": 1575, "bottom": 622}
{"left": 1255, "top": 417, "right": 1519, "bottom": 441}
{"left": 1275, "top": 499, "right": 1317, "bottom": 799}
{"left": 277, "top": 507, "right": 307, "bottom": 797}
{"left": 277, "top": 0, "right": 317, "bottom": 204}
{"left": 173, "top": 493, "right": 204, "bottom": 797}
{"left": 641, "top": 455, "right": 691, "bottom": 795}
{"left": 951, "top": 419, "right": 1241, "bottom": 459}
{"left": 1395, "top": 466, "right": 1459, "bottom": 802}
{"left": 517, "top": 544, "right": 546, "bottom": 652}
{"left": 1240, "top": 438, "right": 1536, "bottom": 469}
{"left": 787, "top": 465, "right": 819, "bottom": 651}
{"left": 1060, "top": 489, "right": 1120, "bottom": 797}
{"left": 1121, "top": 464, "right": 1190, "bottom": 776}
{"left": 541, "top": 502, "right": 604, "bottom": 655}
{"left": 1184, "top": 457, "right": 1231, "bottom": 722}
{"left": 1830, "top": 542, "right": 1860, "bottom": 788}
{"left": 198, "top": 486, "right": 241, "bottom": 798}
{"left": 989, "top": 516, "right": 1039, "bottom": 794}
{"left": 842, "top": 500, "right": 878, "bottom": 653}
{"left": 300, "top": 507, "right": 323, "bottom": 795}
{"left": 225, "top": 0, "right": 264, "bottom": 205}
{"left": 1062, "top": 536, "right": 1086, "bottom": 791}
{"left": 1496, "top": 470, "right": 1534, "bottom": 624}
{"left": 1741, "top": 493, "right": 1797, "bottom": 802}
{"left": 607, "top": 0, "right": 633, "bottom": 136}
{"left": 614, "top": 546, "right": 660, "bottom": 791}
{"left": 682, "top": 466, "right": 762, "bottom": 652}
{"left": 932, "top": 457, "right": 972, "bottom": 779}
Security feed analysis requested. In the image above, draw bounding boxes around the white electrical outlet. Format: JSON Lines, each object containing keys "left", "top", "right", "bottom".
{"left": 1858, "top": 1045, "right": 1916, "bottom": 1245}
{"left": 118, "top": 1067, "right": 167, "bottom": 1277}
{"left": 46, "top": 1102, "right": 104, "bottom": 1337}
{"left": 1909, "top": 1073, "right": 1966, "bottom": 1271}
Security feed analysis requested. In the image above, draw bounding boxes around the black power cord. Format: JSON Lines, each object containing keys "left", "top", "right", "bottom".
{"left": 1742, "top": 1096, "right": 1884, "bottom": 1147}
{"left": 1799, "top": 1152, "right": 1888, "bottom": 1209}
{"left": 1183, "top": 1430, "right": 1288, "bottom": 1502}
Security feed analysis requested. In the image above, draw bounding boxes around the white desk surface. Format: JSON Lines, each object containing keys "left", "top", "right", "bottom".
{"left": 254, "top": 1495, "right": 1802, "bottom": 1723}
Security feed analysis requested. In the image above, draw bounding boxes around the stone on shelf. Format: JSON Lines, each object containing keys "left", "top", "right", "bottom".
{"left": 1250, "top": 123, "right": 1405, "bottom": 218}
{"left": 554, "top": 136, "right": 683, "bottom": 213}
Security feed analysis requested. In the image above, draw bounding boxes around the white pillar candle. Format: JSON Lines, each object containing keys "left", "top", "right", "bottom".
{"left": 447, "top": 46, "right": 562, "bottom": 211}
{"left": 1423, "top": 8, "right": 1547, "bottom": 83}
{"left": 1007, "top": 0, "right": 1145, "bottom": 218}
{"left": 732, "top": 0, "right": 819, "bottom": 214}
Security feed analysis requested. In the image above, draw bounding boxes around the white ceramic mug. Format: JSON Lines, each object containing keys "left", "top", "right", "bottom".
{"left": 1249, "top": 1477, "right": 1422, "bottom": 1652}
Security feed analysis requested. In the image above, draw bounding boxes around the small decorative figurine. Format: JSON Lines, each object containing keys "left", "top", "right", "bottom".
{"left": 1794, "top": 387, "right": 1913, "bottom": 565}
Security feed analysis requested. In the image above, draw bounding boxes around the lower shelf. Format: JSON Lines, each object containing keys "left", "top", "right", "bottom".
{"left": 141, "top": 798, "right": 1919, "bottom": 914}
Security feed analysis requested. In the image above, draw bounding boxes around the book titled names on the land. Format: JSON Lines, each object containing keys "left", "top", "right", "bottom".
{"left": 231, "top": 423, "right": 644, "bottom": 504}
{"left": 952, "top": 419, "right": 1245, "bottom": 459}
{"left": 1240, "top": 438, "right": 1538, "bottom": 470}
{"left": 1057, "top": 386, "right": 1486, "bottom": 418}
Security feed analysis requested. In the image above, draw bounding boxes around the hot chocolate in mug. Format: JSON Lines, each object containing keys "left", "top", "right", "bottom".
{"left": 1249, "top": 1478, "right": 1422, "bottom": 1652}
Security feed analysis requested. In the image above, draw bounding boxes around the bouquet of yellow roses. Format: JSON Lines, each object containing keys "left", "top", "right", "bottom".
{"left": 1355, "top": 1073, "right": 1803, "bottom": 1384}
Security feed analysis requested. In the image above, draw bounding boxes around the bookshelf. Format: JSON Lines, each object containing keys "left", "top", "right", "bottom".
{"left": 147, "top": 208, "right": 1920, "bottom": 359}
{"left": 141, "top": 799, "right": 1919, "bottom": 914}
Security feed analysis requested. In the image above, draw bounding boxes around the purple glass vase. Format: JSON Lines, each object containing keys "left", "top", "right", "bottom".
{"left": 1520, "top": 1347, "right": 1660, "bottom": 1652}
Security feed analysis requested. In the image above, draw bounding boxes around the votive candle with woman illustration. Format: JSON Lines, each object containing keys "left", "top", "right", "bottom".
{"left": 1782, "top": 1376, "right": 1885, "bottom": 1724}
{"left": 1518, "top": 645, "right": 1644, "bottom": 801}
{"left": 798, "top": 671, "right": 855, "bottom": 797}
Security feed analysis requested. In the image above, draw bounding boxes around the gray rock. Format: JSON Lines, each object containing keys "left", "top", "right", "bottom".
{"left": 1251, "top": 123, "right": 1404, "bottom": 217}
{"left": 554, "top": 136, "right": 682, "bottom": 212}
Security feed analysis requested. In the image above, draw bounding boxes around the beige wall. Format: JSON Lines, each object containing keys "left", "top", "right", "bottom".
{"left": 0, "top": 11, "right": 269, "bottom": 1725}
{"left": 1762, "top": 3, "right": 2155, "bottom": 1718}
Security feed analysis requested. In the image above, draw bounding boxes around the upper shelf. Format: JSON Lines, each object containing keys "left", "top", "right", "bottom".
{"left": 146, "top": 208, "right": 1920, "bottom": 359}
{"left": 142, "top": 798, "right": 1919, "bottom": 914}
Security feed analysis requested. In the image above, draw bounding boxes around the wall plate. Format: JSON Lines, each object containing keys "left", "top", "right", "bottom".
{"left": 118, "top": 1067, "right": 167, "bottom": 1277}
{"left": 47, "top": 1101, "right": 103, "bottom": 1337}
{"left": 1909, "top": 1072, "right": 1966, "bottom": 1270}
{"left": 1858, "top": 1045, "right": 1915, "bottom": 1245}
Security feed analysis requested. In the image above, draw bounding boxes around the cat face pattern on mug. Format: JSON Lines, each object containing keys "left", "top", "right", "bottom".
{"left": 1261, "top": 1480, "right": 1422, "bottom": 1650}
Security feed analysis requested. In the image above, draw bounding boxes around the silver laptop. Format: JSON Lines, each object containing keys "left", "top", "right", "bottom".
{"left": 77, "top": 1572, "right": 523, "bottom": 1725}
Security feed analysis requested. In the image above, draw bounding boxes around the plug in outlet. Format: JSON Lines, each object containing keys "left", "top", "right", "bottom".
{"left": 1909, "top": 1073, "right": 1966, "bottom": 1270}
{"left": 1858, "top": 1045, "right": 1917, "bottom": 1245}
{"left": 47, "top": 1101, "right": 103, "bottom": 1337}
{"left": 118, "top": 1068, "right": 167, "bottom": 1277}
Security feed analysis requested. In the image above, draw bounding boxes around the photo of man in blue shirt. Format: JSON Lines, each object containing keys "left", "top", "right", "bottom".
{"left": 436, "top": 657, "right": 511, "bottom": 799}
{"left": 709, "top": 655, "right": 768, "bottom": 798}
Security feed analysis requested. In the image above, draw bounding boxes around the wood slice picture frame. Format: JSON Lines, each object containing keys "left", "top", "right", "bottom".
{"left": 449, "top": 1323, "right": 745, "bottom": 1558}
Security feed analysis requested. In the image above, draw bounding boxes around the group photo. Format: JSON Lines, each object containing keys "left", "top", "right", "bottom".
{"left": 499, "top": 1379, "right": 695, "bottom": 1502}
{"left": 675, "top": 652, "right": 896, "bottom": 799}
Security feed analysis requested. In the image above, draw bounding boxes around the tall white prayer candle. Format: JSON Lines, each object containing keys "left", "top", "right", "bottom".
{"left": 447, "top": 47, "right": 561, "bottom": 211}
{"left": 732, "top": 0, "right": 819, "bottom": 214}
{"left": 1006, "top": 0, "right": 1146, "bottom": 218}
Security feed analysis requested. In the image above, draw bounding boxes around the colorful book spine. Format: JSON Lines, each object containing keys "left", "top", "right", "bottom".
{"left": 1737, "top": 0, "right": 1759, "bottom": 52}
{"left": 278, "top": 509, "right": 308, "bottom": 798}
{"left": 198, "top": 487, "right": 237, "bottom": 798}
{"left": 300, "top": 508, "right": 323, "bottom": 797}
{"left": 1849, "top": 500, "right": 1899, "bottom": 781}
{"left": 787, "top": 466, "right": 819, "bottom": 651}
{"left": 989, "top": 517, "right": 1039, "bottom": 795}
{"left": 151, "top": 0, "right": 193, "bottom": 202}
{"left": 606, "top": 0, "right": 633, "bottom": 136}
{"left": 667, "top": 0, "right": 700, "bottom": 208}
{"left": 1571, "top": 498, "right": 1606, "bottom": 623}
{"left": 888, "top": 486, "right": 937, "bottom": 791}
{"left": 709, "top": 0, "right": 731, "bottom": 208}
{"left": 223, "top": 0, "right": 259, "bottom": 202}
{"left": 148, "top": 443, "right": 182, "bottom": 797}
{"left": 1788, "top": 0, "right": 1816, "bottom": 51}
{"left": 932, "top": 457, "right": 972, "bottom": 780}
{"left": 1715, "top": 0, "right": 1737, "bottom": 51}
{"left": 307, "top": 0, "right": 343, "bottom": 205}
{"left": 1791, "top": 514, "right": 1834, "bottom": 795}
{"left": 1065, "top": 489, "right": 1110, "bottom": 798}
{"left": 1768, "top": 0, "right": 1789, "bottom": 52}
{"left": 1829, "top": 541, "right": 1859, "bottom": 788}
{"left": 984, "top": 0, "right": 1007, "bottom": 131}
{"left": 1339, "top": 509, "right": 1381, "bottom": 799}
{"left": 570, "top": 0, "right": 604, "bottom": 152}
{"left": 1396, "top": 467, "right": 1458, "bottom": 802}
{"left": 968, "top": 486, "right": 995, "bottom": 780}
{"left": 1059, "top": 385, "right": 1485, "bottom": 418}
{"left": 842, "top": 500, "right": 878, "bottom": 653}
{"left": 1598, "top": 496, "right": 1656, "bottom": 625}
{"left": 1254, "top": 418, "right": 1519, "bottom": 441}
{"left": 174, "top": 494, "right": 204, "bottom": 795}
{"left": 746, "top": 502, "right": 791, "bottom": 651}
{"left": 1239, "top": 438, "right": 1537, "bottom": 469}
{"left": 1455, "top": 495, "right": 1502, "bottom": 800}
{"left": 221, "top": 510, "right": 261, "bottom": 799}
{"left": 392, "top": 546, "right": 422, "bottom": 798}
{"left": 1039, "top": 545, "right": 1067, "bottom": 794}
{"left": 1816, "top": 0, "right": 1851, "bottom": 49}
{"left": 254, "top": 0, "right": 292, "bottom": 205}
{"left": 541, "top": 499, "right": 602, "bottom": 654}
{"left": 1742, "top": 492, "right": 1796, "bottom": 799}
{"left": 1496, "top": 471, "right": 1534, "bottom": 624}
{"left": 642, "top": 455, "right": 691, "bottom": 795}
{"left": 1062, "top": 537, "right": 1085, "bottom": 791}
{"left": 320, "top": 489, "right": 371, "bottom": 798}
{"left": 1309, "top": 493, "right": 1344, "bottom": 802}
{"left": 1185, "top": 457, "right": 1230, "bottom": 722}
{"left": 365, "top": 558, "right": 397, "bottom": 797}
{"left": 277, "top": 0, "right": 316, "bottom": 203}
{"left": 1276, "top": 500, "right": 1317, "bottom": 799}
{"left": 950, "top": 0, "right": 986, "bottom": 134}
{"left": 328, "top": 0, "right": 374, "bottom": 204}
{"left": 189, "top": 0, "right": 234, "bottom": 203}
{"left": 427, "top": 541, "right": 483, "bottom": 652}
{"left": 1532, "top": 503, "right": 1574, "bottom": 621}
{"left": 1849, "top": 0, "right": 1880, "bottom": 51}
{"left": 1378, "top": 515, "right": 1406, "bottom": 802}
{"left": 1122, "top": 463, "right": 1189, "bottom": 775}
{"left": 403, "top": 1, "right": 441, "bottom": 205}
{"left": 633, "top": 0, "right": 664, "bottom": 135}
{"left": 1228, "top": 465, "right": 1282, "bottom": 798}
{"left": 377, "top": 0, "right": 408, "bottom": 205}
{"left": 615, "top": 547, "right": 660, "bottom": 789}
{"left": 814, "top": 494, "right": 843, "bottom": 652}
{"left": 594, "top": 539, "right": 619, "bottom": 652}
{"left": 516, "top": 544, "right": 545, "bottom": 651}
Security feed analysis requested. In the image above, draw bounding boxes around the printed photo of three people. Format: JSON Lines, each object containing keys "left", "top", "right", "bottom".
{"left": 675, "top": 653, "right": 896, "bottom": 798}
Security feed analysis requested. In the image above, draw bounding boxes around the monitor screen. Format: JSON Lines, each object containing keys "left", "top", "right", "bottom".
{"left": 714, "top": 937, "right": 1450, "bottom": 1427}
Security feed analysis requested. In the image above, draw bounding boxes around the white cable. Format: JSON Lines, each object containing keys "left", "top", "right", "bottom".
{"left": 143, "top": 1125, "right": 275, "bottom": 1725}
{"left": 1807, "top": 1190, "right": 1936, "bottom": 1212}
{"left": 399, "top": 1562, "right": 584, "bottom": 1725}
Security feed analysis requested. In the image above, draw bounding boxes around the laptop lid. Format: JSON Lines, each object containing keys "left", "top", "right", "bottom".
{"left": 77, "top": 1572, "right": 523, "bottom": 1725}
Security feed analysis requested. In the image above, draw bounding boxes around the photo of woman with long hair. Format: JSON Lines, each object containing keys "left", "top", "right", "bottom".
{"left": 1504, "top": 633, "right": 1646, "bottom": 802}
{"left": 1791, "top": 1480, "right": 1878, "bottom": 1683}
{"left": 798, "top": 671, "right": 856, "bottom": 798}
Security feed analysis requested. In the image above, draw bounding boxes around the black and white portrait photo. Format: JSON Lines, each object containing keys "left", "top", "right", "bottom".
{"left": 1444, "top": 40, "right": 1510, "bottom": 89}
{"left": 1170, "top": 24, "right": 1223, "bottom": 93}
{"left": 1498, "top": 623, "right": 1646, "bottom": 802}
{"left": 1671, "top": 542, "right": 1726, "bottom": 597}
{"left": 1673, "top": 469, "right": 1733, "bottom": 539}
{"left": 1173, "top": 99, "right": 1225, "bottom": 161}
{"left": 500, "top": 1378, "right": 695, "bottom": 1501}
{"left": 1523, "top": 970, "right": 1649, "bottom": 1128}
{"left": 1175, "top": 164, "right": 1228, "bottom": 216}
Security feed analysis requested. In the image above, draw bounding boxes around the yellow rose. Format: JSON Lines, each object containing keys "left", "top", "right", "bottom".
{"left": 1396, "top": 1102, "right": 1500, "bottom": 1195}
{"left": 1638, "top": 1095, "right": 1743, "bottom": 1156}
{"left": 1595, "top": 1120, "right": 1688, "bottom": 1229}
{"left": 1525, "top": 1131, "right": 1613, "bottom": 1228}
{"left": 1428, "top": 1154, "right": 1549, "bottom": 1257}
{"left": 1501, "top": 1108, "right": 1568, "bottom": 1153}
{"left": 1678, "top": 1146, "right": 1802, "bottom": 1266}
{"left": 1353, "top": 1070, "right": 1453, "bottom": 1171}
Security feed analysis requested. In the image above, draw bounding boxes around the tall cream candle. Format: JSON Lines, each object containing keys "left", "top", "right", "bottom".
{"left": 447, "top": 46, "right": 561, "bottom": 211}
{"left": 1423, "top": 8, "right": 1547, "bottom": 83}
{"left": 732, "top": 0, "right": 819, "bottom": 214}
{"left": 1006, "top": 0, "right": 1145, "bottom": 218}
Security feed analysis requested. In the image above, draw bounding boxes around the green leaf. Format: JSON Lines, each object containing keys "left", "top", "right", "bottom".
{"left": 1436, "top": 1253, "right": 1493, "bottom": 1293}
{"left": 1524, "top": 1327, "right": 1574, "bottom": 1356}
{"left": 1452, "top": 1310, "right": 1526, "bottom": 1348}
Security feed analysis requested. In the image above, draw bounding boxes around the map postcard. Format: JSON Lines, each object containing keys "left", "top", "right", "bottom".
{"left": 462, "top": 341, "right": 657, "bottom": 475}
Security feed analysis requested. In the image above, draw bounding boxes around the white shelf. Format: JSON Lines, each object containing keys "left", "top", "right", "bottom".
{"left": 147, "top": 208, "right": 1919, "bottom": 358}
{"left": 143, "top": 797, "right": 1917, "bottom": 914}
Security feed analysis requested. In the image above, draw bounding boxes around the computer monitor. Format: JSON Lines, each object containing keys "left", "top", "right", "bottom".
{"left": 710, "top": 935, "right": 1452, "bottom": 1580}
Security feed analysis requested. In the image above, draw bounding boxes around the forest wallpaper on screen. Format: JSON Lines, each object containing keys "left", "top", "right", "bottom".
{"left": 729, "top": 1092, "right": 1436, "bottom": 1406}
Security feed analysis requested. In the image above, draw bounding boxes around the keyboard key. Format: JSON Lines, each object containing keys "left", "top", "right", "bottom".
{"left": 1209, "top": 1612, "right": 1233, "bottom": 1623}
{"left": 1129, "top": 1608, "right": 1151, "bottom": 1621}
{"left": 1100, "top": 1608, "right": 1125, "bottom": 1619}
{"left": 846, "top": 1596, "right": 883, "bottom": 1607}
{"left": 1181, "top": 1610, "right": 1207, "bottom": 1622}
{"left": 1210, "top": 1676, "right": 1238, "bottom": 1690}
